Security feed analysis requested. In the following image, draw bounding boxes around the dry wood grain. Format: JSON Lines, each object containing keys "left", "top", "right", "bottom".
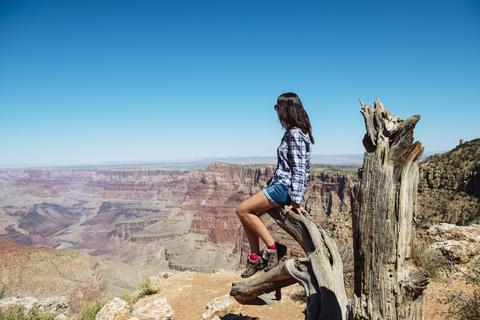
{"left": 231, "top": 98, "right": 428, "bottom": 320}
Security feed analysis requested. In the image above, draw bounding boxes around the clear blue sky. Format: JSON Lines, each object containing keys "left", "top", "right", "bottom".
{"left": 1, "top": 0, "right": 479, "bottom": 166}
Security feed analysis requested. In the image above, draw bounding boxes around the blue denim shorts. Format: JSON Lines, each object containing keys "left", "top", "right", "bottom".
{"left": 263, "top": 184, "right": 291, "bottom": 207}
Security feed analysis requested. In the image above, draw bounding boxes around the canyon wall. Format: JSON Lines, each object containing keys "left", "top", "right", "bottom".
{"left": 9, "top": 168, "right": 97, "bottom": 195}
{"left": 176, "top": 162, "right": 354, "bottom": 268}
{"left": 0, "top": 163, "right": 355, "bottom": 273}
{"left": 187, "top": 162, "right": 352, "bottom": 242}
{"left": 83, "top": 169, "right": 202, "bottom": 200}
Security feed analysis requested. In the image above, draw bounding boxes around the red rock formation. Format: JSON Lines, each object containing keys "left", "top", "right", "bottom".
{"left": 0, "top": 169, "right": 22, "bottom": 180}
{"left": 8, "top": 168, "right": 97, "bottom": 196}
{"left": 186, "top": 163, "right": 272, "bottom": 246}
{"left": 1, "top": 164, "right": 355, "bottom": 272}
{"left": 11, "top": 203, "right": 80, "bottom": 246}
{"left": 49, "top": 168, "right": 97, "bottom": 192}
{"left": 83, "top": 169, "right": 202, "bottom": 200}
{"left": 11, "top": 169, "right": 59, "bottom": 196}
{"left": 183, "top": 162, "right": 355, "bottom": 266}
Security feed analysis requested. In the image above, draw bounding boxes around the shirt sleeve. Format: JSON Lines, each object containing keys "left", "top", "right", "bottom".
{"left": 287, "top": 129, "right": 309, "bottom": 205}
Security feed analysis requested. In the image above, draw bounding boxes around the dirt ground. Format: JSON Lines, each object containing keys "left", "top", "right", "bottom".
{"left": 143, "top": 270, "right": 306, "bottom": 320}
{"left": 135, "top": 269, "right": 470, "bottom": 320}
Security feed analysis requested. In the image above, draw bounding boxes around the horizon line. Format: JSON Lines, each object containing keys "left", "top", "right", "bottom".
{"left": 0, "top": 151, "right": 445, "bottom": 170}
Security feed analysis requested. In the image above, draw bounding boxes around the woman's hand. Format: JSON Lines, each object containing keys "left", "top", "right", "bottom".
{"left": 287, "top": 202, "right": 309, "bottom": 216}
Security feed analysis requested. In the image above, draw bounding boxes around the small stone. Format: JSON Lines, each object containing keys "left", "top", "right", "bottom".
{"left": 133, "top": 297, "right": 173, "bottom": 320}
{"left": 201, "top": 295, "right": 241, "bottom": 320}
{"left": 96, "top": 298, "right": 129, "bottom": 320}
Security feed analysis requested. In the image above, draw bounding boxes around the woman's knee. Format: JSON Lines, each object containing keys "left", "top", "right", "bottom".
{"left": 236, "top": 202, "right": 248, "bottom": 218}
{"left": 236, "top": 204, "right": 243, "bottom": 217}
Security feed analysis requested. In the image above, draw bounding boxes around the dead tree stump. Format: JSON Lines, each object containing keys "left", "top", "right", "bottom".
{"left": 230, "top": 98, "right": 429, "bottom": 320}
{"left": 230, "top": 207, "right": 349, "bottom": 320}
{"left": 347, "top": 98, "right": 430, "bottom": 319}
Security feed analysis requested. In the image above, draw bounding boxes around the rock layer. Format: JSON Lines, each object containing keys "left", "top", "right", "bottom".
{"left": 177, "top": 162, "right": 355, "bottom": 268}
{"left": 0, "top": 237, "right": 106, "bottom": 312}
{"left": 83, "top": 169, "right": 202, "bottom": 200}
{"left": 1, "top": 163, "right": 355, "bottom": 274}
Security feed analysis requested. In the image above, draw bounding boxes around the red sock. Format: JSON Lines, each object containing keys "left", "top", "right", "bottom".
{"left": 250, "top": 254, "right": 259, "bottom": 261}
{"left": 267, "top": 243, "right": 276, "bottom": 250}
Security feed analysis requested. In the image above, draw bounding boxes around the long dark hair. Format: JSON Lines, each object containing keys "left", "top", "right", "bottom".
{"left": 275, "top": 93, "right": 315, "bottom": 144}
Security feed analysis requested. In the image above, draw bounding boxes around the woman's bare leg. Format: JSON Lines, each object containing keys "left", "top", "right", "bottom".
{"left": 236, "top": 191, "right": 277, "bottom": 255}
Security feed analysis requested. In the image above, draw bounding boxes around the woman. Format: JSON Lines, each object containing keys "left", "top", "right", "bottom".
{"left": 236, "top": 92, "right": 314, "bottom": 278}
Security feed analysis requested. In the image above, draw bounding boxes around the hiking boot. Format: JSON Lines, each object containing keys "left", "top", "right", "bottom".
{"left": 264, "top": 243, "right": 287, "bottom": 272}
{"left": 241, "top": 256, "right": 266, "bottom": 278}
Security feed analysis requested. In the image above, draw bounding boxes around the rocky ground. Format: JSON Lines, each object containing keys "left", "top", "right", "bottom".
{"left": 90, "top": 222, "right": 480, "bottom": 319}
{"left": 91, "top": 268, "right": 474, "bottom": 320}
{"left": 157, "top": 270, "right": 306, "bottom": 320}
{"left": 0, "top": 266, "right": 475, "bottom": 320}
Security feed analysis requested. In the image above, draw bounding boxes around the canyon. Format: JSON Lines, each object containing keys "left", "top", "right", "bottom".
{"left": 2, "top": 140, "right": 479, "bottom": 308}
{"left": 0, "top": 162, "right": 354, "bottom": 300}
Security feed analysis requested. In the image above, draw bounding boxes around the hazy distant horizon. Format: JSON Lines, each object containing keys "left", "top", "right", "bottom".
{"left": 0, "top": 151, "right": 446, "bottom": 170}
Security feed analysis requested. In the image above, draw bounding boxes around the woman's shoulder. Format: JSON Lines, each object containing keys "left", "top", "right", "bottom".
{"left": 286, "top": 127, "right": 310, "bottom": 141}
{"left": 286, "top": 127, "right": 302, "bottom": 135}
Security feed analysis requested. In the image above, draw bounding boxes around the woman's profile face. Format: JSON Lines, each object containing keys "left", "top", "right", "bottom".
{"left": 274, "top": 104, "right": 281, "bottom": 121}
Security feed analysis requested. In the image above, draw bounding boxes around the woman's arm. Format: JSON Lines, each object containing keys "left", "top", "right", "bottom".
{"left": 286, "top": 129, "right": 310, "bottom": 214}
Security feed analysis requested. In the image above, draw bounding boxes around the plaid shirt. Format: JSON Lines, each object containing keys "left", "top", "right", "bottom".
{"left": 268, "top": 127, "right": 311, "bottom": 205}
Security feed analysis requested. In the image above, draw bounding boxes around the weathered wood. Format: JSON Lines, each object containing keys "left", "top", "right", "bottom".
{"left": 230, "top": 207, "right": 348, "bottom": 320}
{"left": 347, "top": 98, "right": 429, "bottom": 320}
{"left": 230, "top": 260, "right": 301, "bottom": 303}
{"left": 231, "top": 98, "right": 428, "bottom": 320}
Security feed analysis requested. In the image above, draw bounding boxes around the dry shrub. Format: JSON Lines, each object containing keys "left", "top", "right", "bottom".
{"left": 411, "top": 239, "right": 447, "bottom": 281}
{"left": 439, "top": 258, "right": 480, "bottom": 319}
{"left": 335, "top": 234, "right": 354, "bottom": 298}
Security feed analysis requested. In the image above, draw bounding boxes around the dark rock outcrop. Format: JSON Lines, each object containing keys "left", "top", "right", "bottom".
{"left": 417, "top": 138, "right": 480, "bottom": 227}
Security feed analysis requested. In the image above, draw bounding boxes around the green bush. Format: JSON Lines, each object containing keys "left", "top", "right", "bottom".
{"left": 75, "top": 300, "right": 105, "bottom": 320}
{"left": 136, "top": 277, "right": 157, "bottom": 300}
{"left": 0, "top": 304, "right": 57, "bottom": 320}
{"left": 118, "top": 277, "right": 159, "bottom": 312}
{"left": 0, "top": 286, "right": 5, "bottom": 299}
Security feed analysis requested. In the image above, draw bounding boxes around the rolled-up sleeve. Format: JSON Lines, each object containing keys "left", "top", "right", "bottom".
{"left": 287, "top": 130, "right": 309, "bottom": 204}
